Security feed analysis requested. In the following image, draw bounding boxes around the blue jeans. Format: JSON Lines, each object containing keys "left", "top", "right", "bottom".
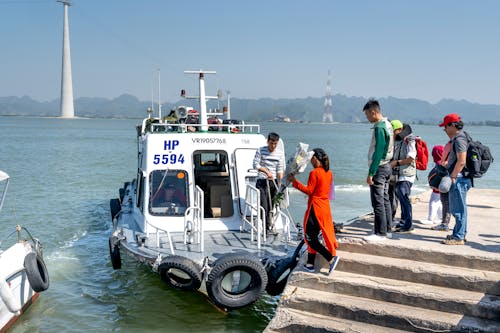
{"left": 396, "top": 181, "right": 413, "bottom": 229}
{"left": 369, "top": 164, "right": 392, "bottom": 235}
{"left": 449, "top": 177, "right": 472, "bottom": 240}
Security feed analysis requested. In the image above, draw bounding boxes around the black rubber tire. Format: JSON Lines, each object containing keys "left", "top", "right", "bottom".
{"left": 24, "top": 252, "right": 50, "bottom": 293}
{"left": 110, "top": 198, "right": 121, "bottom": 220}
{"left": 265, "top": 240, "right": 305, "bottom": 296}
{"left": 265, "top": 256, "right": 295, "bottom": 296}
{"left": 119, "top": 188, "right": 125, "bottom": 202}
{"left": 108, "top": 236, "right": 121, "bottom": 270}
{"left": 158, "top": 256, "right": 202, "bottom": 291}
{"left": 206, "top": 253, "right": 268, "bottom": 310}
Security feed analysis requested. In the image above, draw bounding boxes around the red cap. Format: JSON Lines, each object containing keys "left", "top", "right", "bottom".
{"left": 439, "top": 113, "right": 461, "bottom": 127}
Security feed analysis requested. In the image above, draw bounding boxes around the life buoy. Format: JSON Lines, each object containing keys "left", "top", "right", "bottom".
{"left": 109, "top": 198, "right": 121, "bottom": 220}
{"left": 24, "top": 252, "right": 49, "bottom": 293}
{"left": 108, "top": 236, "right": 121, "bottom": 270}
{"left": 158, "top": 256, "right": 202, "bottom": 291}
{"left": 265, "top": 240, "right": 305, "bottom": 296}
{"left": 206, "top": 253, "right": 268, "bottom": 310}
{"left": 0, "top": 277, "right": 21, "bottom": 313}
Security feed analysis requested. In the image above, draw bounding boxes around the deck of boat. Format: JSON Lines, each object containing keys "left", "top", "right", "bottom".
{"left": 130, "top": 229, "right": 301, "bottom": 265}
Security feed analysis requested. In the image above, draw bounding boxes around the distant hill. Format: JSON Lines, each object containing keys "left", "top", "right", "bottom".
{"left": 1, "top": 94, "right": 500, "bottom": 125}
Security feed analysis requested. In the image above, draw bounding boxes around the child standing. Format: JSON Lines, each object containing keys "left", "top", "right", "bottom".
{"left": 421, "top": 145, "right": 444, "bottom": 225}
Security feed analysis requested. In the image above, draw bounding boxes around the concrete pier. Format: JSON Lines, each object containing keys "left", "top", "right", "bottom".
{"left": 265, "top": 188, "right": 500, "bottom": 332}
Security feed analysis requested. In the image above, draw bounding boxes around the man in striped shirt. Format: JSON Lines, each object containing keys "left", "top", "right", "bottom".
{"left": 253, "top": 132, "right": 285, "bottom": 233}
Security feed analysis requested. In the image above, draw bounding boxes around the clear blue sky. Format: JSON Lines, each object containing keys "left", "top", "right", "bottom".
{"left": 1, "top": 0, "right": 499, "bottom": 105}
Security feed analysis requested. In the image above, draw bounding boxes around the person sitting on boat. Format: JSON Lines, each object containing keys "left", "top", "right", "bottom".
{"left": 152, "top": 183, "right": 187, "bottom": 209}
{"left": 253, "top": 132, "right": 285, "bottom": 233}
{"left": 288, "top": 148, "right": 339, "bottom": 274}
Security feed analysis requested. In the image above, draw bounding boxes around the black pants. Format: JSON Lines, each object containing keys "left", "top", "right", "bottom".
{"left": 369, "top": 164, "right": 392, "bottom": 235}
{"left": 306, "top": 207, "right": 333, "bottom": 265}
{"left": 256, "top": 179, "right": 278, "bottom": 230}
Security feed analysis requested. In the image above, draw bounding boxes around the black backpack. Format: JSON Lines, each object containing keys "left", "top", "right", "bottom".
{"left": 461, "top": 131, "right": 494, "bottom": 178}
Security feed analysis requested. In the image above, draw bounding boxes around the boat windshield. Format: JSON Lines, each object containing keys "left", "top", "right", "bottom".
{"left": 149, "top": 170, "right": 189, "bottom": 216}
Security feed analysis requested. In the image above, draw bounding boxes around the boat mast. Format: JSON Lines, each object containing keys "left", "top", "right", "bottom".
{"left": 184, "top": 70, "right": 217, "bottom": 132}
{"left": 226, "top": 90, "right": 231, "bottom": 119}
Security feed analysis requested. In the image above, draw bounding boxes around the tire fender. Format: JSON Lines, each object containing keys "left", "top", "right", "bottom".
{"left": 24, "top": 252, "right": 50, "bottom": 293}
{"left": 206, "top": 253, "right": 268, "bottom": 310}
{"left": 158, "top": 256, "right": 202, "bottom": 291}
{"left": 108, "top": 236, "right": 122, "bottom": 270}
{"left": 110, "top": 198, "right": 121, "bottom": 220}
{"left": 265, "top": 240, "right": 305, "bottom": 296}
{"left": 0, "top": 277, "right": 21, "bottom": 313}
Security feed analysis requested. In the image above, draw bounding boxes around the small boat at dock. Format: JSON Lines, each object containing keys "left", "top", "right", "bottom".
{"left": 0, "top": 170, "right": 50, "bottom": 333}
{"left": 108, "top": 70, "right": 304, "bottom": 310}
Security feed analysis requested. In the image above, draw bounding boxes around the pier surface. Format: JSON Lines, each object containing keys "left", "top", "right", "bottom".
{"left": 265, "top": 188, "right": 500, "bottom": 332}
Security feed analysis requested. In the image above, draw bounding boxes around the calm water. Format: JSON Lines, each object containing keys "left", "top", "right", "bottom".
{"left": 0, "top": 117, "right": 499, "bottom": 333}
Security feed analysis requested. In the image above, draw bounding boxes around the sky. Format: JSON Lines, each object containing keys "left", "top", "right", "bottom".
{"left": 1, "top": 0, "right": 499, "bottom": 105}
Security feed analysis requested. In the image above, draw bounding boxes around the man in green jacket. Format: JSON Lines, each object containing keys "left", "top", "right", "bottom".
{"left": 362, "top": 99, "right": 394, "bottom": 242}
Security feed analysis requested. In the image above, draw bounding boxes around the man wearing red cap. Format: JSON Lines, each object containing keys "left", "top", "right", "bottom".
{"left": 439, "top": 113, "right": 471, "bottom": 245}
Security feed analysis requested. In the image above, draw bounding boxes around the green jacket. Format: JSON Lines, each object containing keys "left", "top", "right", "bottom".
{"left": 367, "top": 118, "right": 394, "bottom": 176}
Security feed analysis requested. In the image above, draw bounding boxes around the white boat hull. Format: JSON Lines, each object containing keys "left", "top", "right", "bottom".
{"left": 0, "top": 243, "right": 39, "bottom": 333}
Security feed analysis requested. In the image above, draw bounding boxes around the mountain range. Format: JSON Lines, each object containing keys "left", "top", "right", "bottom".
{"left": 1, "top": 94, "right": 500, "bottom": 125}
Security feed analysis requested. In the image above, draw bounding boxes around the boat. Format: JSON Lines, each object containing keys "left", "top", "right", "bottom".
{"left": 0, "top": 170, "right": 49, "bottom": 333}
{"left": 108, "top": 70, "right": 304, "bottom": 311}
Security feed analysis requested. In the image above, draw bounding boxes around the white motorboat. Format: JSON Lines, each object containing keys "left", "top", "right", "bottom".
{"left": 109, "top": 70, "right": 304, "bottom": 311}
{"left": 0, "top": 171, "right": 49, "bottom": 333}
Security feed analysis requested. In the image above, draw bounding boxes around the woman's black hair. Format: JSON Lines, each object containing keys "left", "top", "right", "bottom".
{"left": 313, "top": 148, "right": 330, "bottom": 172}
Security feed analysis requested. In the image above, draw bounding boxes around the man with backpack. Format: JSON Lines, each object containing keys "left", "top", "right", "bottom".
{"left": 439, "top": 113, "right": 471, "bottom": 245}
{"left": 390, "top": 120, "right": 417, "bottom": 233}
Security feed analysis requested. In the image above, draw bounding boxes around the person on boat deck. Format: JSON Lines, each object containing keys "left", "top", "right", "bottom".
{"left": 253, "top": 132, "right": 285, "bottom": 233}
{"left": 152, "top": 183, "right": 187, "bottom": 208}
{"left": 288, "top": 148, "right": 339, "bottom": 274}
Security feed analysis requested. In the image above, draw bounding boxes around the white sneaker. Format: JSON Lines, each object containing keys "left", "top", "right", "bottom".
{"left": 386, "top": 232, "right": 393, "bottom": 239}
{"left": 363, "top": 234, "right": 387, "bottom": 243}
{"left": 420, "top": 219, "right": 435, "bottom": 225}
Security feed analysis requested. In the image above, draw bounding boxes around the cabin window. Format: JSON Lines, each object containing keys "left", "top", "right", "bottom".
{"left": 149, "top": 170, "right": 189, "bottom": 216}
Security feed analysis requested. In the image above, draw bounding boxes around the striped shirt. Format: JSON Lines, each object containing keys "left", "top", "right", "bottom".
{"left": 253, "top": 146, "right": 285, "bottom": 179}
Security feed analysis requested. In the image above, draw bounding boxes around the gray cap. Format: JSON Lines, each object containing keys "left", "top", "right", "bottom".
{"left": 439, "top": 176, "right": 452, "bottom": 193}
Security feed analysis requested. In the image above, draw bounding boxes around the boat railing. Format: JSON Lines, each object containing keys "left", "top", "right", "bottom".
{"left": 276, "top": 210, "right": 293, "bottom": 248}
{"left": 241, "top": 184, "right": 265, "bottom": 248}
{"left": 145, "top": 220, "right": 175, "bottom": 255}
{"left": 140, "top": 118, "right": 260, "bottom": 135}
{"left": 184, "top": 186, "right": 204, "bottom": 252}
{"left": 0, "top": 225, "right": 42, "bottom": 255}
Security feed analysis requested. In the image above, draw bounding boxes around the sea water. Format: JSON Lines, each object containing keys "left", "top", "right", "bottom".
{"left": 0, "top": 117, "right": 498, "bottom": 332}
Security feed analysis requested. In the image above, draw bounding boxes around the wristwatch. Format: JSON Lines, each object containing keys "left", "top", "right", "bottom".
{"left": 396, "top": 160, "right": 400, "bottom": 166}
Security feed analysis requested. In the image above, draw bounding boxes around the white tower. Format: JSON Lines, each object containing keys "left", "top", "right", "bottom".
{"left": 59, "top": 0, "right": 74, "bottom": 118}
{"left": 322, "top": 70, "right": 333, "bottom": 123}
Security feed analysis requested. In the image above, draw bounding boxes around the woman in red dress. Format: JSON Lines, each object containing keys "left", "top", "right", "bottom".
{"left": 289, "top": 148, "right": 339, "bottom": 274}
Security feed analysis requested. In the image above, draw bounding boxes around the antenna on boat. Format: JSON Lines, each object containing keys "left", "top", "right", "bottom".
{"left": 157, "top": 68, "right": 162, "bottom": 119}
{"left": 183, "top": 70, "right": 217, "bottom": 132}
{"left": 150, "top": 78, "right": 154, "bottom": 114}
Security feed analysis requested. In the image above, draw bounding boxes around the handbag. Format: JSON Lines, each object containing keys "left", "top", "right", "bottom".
{"left": 428, "top": 164, "right": 449, "bottom": 190}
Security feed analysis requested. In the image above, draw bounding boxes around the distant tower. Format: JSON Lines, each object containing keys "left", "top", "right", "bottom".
{"left": 322, "top": 70, "right": 333, "bottom": 123}
{"left": 59, "top": 0, "right": 74, "bottom": 118}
